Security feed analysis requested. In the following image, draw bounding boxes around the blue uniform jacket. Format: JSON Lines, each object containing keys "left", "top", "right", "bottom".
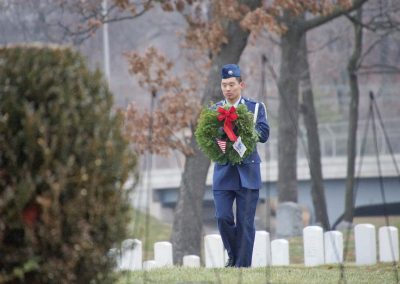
{"left": 212, "top": 97, "right": 270, "bottom": 190}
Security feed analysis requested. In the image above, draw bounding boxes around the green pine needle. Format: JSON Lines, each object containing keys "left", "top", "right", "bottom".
{"left": 195, "top": 104, "right": 258, "bottom": 165}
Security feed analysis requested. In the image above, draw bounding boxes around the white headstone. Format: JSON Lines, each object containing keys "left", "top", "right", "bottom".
{"left": 183, "top": 255, "right": 201, "bottom": 267}
{"left": 204, "top": 234, "right": 225, "bottom": 268}
{"left": 379, "top": 226, "right": 399, "bottom": 262}
{"left": 271, "top": 239, "right": 289, "bottom": 266}
{"left": 251, "top": 231, "right": 271, "bottom": 267}
{"left": 120, "top": 239, "right": 142, "bottom": 270}
{"left": 154, "top": 241, "right": 173, "bottom": 267}
{"left": 143, "top": 260, "right": 158, "bottom": 270}
{"left": 303, "top": 226, "right": 324, "bottom": 266}
{"left": 324, "top": 231, "right": 343, "bottom": 264}
{"left": 355, "top": 224, "right": 377, "bottom": 265}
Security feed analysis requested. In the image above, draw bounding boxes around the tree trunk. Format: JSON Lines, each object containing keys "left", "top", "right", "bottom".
{"left": 276, "top": 0, "right": 367, "bottom": 218}
{"left": 171, "top": 0, "right": 261, "bottom": 264}
{"left": 299, "top": 34, "right": 330, "bottom": 229}
{"left": 343, "top": 8, "right": 363, "bottom": 223}
{"left": 277, "top": 23, "right": 302, "bottom": 203}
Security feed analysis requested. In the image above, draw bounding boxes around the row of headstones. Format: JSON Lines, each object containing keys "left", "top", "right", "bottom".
{"left": 205, "top": 224, "right": 400, "bottom": 267}
{"left": 303, "top": 224, "right": 399, "bottom": 266}
{"left": 110, "top": 224, "right": 399, "bottom": 270}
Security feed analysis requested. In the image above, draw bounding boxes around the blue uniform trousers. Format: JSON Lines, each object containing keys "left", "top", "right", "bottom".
{"left": 213, "top": 189, "right": 259, "bottom": 267}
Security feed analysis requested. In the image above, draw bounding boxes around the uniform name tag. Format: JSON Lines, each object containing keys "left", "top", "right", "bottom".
{"left": 233, "top": 136, "right": 247, "bottom": 158}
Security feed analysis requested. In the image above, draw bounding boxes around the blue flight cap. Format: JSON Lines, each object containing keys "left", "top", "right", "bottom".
{"left": 221, "top": 64, "right": 241, "bottom": 79}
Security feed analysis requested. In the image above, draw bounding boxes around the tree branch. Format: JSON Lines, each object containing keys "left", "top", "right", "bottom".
{"left": 346, "top": 4, "right": 400, "bottom": 33}
{"left": 55, "top": 3, "right": 150, "bottom": 45}
{"left": 359, "top": 64, "right": 400, "bottom": 75}
{"left": 301, "top": 0, "right": 369, "bottom": 32}
{"left": 263, "top": 55, "right": 278, "bottom": 85}
{"left": 307, "top": 36, "right": 340, "bottom": 54}
{"left": 357, "top": 30, "right": 393, "bottom": 69}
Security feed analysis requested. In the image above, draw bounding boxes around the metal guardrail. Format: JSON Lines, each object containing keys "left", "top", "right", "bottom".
{"left": 263, "top": 119, "right": 400, "bottom": 161}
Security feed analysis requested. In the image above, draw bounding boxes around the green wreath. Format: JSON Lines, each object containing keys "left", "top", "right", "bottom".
{"left": 195, "top": 103, "right": 259, "bottom": 165}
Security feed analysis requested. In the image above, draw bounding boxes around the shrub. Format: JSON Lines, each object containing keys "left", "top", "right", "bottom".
{"left": 0, "top": 44, "right": 136, "bottom": 283}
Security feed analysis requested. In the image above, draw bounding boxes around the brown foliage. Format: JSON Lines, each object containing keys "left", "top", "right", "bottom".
{"left": 122, "top": 0, "right": 356, "bottom": 157}
{"left": 269, "top": 0, "right": 352, "bottom": 15}
{"left": 182, "top": 0, "right": 250, "bottom": 55}
{"left": 184, "top": 18, "right": 228, "bottom": 54}
{"left": 241, "top": 0, "right": 353, "bottom": 35}
{"left": 125, "top": 47, "right": 175, "bottom": 94}
{"left": 181, "top": 0, "right": 354, "bottom": 54}
{"left": 113, "top": 0, "right": 150, "bottom": 14}
{"left": 124, "top": 47, "right": 201, "bottom": 156}
{"left": 241, "top": 7, "right": 286, "bottom": 35}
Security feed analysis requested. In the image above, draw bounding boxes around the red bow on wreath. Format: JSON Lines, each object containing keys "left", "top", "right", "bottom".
{"left": 217, "top": 106, "right": 238, "bottom": 142}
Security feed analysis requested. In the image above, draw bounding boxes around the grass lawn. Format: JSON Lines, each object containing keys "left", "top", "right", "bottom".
{"left": 289, "top": 230, "right": 356, "bottom": 264}
{"left": 117, "top": 263, "right": 400, "bottom": 284}
{"left": 126, "top": 211, "right": 400, "bottom": 283}
{"left": 129, "top": 208, "right": 172, "bottom": 260}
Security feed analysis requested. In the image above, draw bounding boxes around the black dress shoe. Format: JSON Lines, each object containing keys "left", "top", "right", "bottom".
{"left": 225, "top": 257, "right": 235, "bottom": 267}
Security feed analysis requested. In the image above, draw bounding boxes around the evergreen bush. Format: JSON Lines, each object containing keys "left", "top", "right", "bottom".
{"left": 0, "top": 44, "right": 136, "bottom": 283}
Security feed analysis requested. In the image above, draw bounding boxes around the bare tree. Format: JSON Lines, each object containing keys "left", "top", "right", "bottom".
{"left": 343, "top": 0, "right": 400, "bottom": 224}
{"left": 275, "top": 0, "right": 368, "bottom": 211}
{"left": 0, "top": 0, "right": 152, "bottom": 45}
{"left": 343, "top": 8, "right": 363, "bottom": 224}
{"left": 299, "top": 32, "right": 330, "bottom": 229}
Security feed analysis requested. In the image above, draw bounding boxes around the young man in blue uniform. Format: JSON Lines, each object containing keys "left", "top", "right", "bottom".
{"left": 213, "top": 64, "right": 269, "bottom": 267}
